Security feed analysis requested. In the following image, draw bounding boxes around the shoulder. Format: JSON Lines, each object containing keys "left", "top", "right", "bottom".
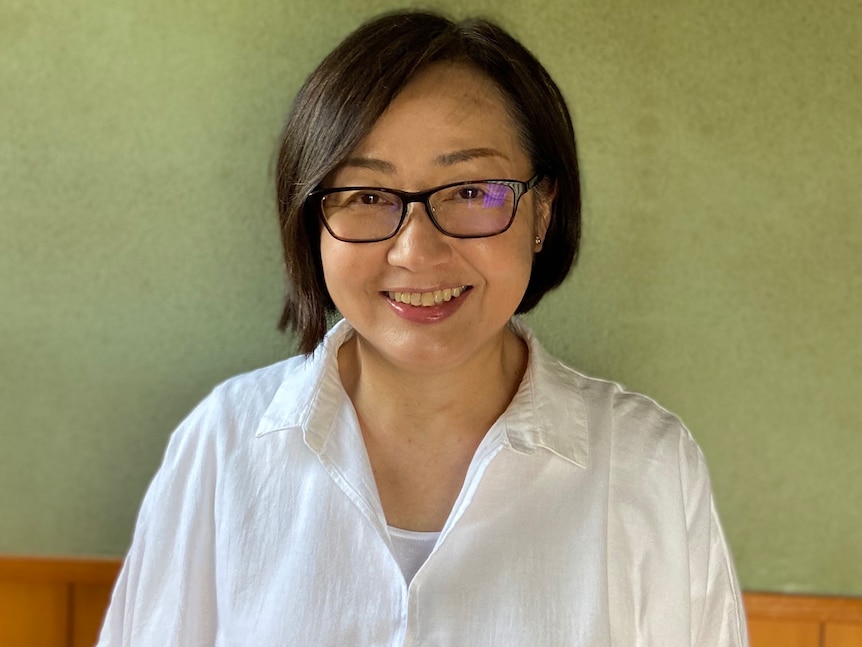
{"left": 578, "top": 370, "right": 696, "bottom": 449}
{"left": 200, "top": 320, "right": 353, "bottom": 432}
{"left": 210, "top": 354, "right": 309, "bottom": 415}
{"left": 194, "top": 354, "right": 307, "bottom": 419}
{"left": 163, "top": 353, "right": 312, "bottom": 455}
{"left": 524, "top": 329, "right": 692, "bottom": 444}
{"left": 516, "top": 319, "right": 704, "bottom": 469}
{"left": 528, "top": 339, "right": 704, "bottom": 475}
{"left": 557, "top": 366, "right": 715, "bottom": 517}
{"left": 579, "top": 368, "right": 705, "bottom": 471}
{"left": 159, "top": 321, "right": 354, "bottom": 464}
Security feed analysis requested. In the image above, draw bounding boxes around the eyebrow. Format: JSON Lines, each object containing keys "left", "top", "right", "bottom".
{"left": 340, "top": 157, "right": 397, "bottom": 173}
{"left": 341, "top": 148, "right": 508, "bottom": 174}
{"left": 434, "top": 147, "right": 508, "bottom": 166}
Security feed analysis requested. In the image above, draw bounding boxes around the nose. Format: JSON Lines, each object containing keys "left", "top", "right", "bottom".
{"left": 386, "top": 202, "right": 452, "bottom": 270}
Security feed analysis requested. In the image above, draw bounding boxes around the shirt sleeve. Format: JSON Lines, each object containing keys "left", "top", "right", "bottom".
{"left": 679, "top": 432, "right": 749, "bottom": 647}
{"left": 97, "top": 394, "right": 221, "bottom": 646}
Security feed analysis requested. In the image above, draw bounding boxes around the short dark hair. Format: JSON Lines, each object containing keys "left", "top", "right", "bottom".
{"left": 276, "top": 10, "right": 581, "bottom": 353}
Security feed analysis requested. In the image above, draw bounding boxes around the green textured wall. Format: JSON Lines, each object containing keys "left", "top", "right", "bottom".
{"left": 1, "top": 0, "right": 859, "bottom": 596}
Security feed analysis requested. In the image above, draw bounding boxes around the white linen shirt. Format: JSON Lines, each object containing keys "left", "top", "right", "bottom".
{"left": 99, "top": 319, "right": 748, "bottom": 646}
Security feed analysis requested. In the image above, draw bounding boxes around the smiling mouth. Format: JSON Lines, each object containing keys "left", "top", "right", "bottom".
{"left": 386, "top": 286, "right": 470, "bottom": 307}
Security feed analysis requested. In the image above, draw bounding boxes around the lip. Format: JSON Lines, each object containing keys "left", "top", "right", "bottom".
{"left": 383, "top": 286, "right": 472, "bottom": 324}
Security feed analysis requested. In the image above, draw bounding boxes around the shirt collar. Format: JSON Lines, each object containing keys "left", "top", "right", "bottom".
{"left": 254, "top": 319, "right": 354, "bottom": 454}
{"left": 502, "top": 319, "right": 589, "bottom": 468}
{"left": 256, "top": 318, "right": 589, "bottom": 468}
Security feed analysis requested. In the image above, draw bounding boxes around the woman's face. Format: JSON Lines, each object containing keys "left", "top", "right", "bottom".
{"left": 320, "top": 63, "right": 550, "bottom": 374}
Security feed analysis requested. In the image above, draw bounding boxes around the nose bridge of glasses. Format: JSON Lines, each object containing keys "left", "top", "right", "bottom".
{"left": 400, "top": 190, "right": 438, "bottom": 224}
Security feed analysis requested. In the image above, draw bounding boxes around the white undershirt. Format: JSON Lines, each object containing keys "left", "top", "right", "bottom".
{"left": 387, "top": 525, "right": 441, "bottom": 584}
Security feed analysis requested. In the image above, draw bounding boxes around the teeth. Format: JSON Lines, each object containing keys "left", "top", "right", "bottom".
{"left": 387, "top": 286, "right": 468, "bottom": 307}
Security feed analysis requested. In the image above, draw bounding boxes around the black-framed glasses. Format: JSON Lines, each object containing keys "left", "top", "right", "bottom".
{"left": 307, "top": 173, "right": 542, "bottom": 243}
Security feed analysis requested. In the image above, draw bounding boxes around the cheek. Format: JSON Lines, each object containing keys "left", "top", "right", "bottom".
{"left": 319, "top": 239, "right": 384, "bottom": 300}
{"left": 477, "top": 238, "right": 536, "bottom": 296}
{"left": 319, "top": 239, "right": 352, "bottom": 294}
{"left": 320, "top": 236, "right": 357, "bottom": 273}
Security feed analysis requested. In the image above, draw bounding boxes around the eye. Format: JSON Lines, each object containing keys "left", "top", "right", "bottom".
{"left": 334, "top": 190, "right": 397, "bottom": 208}
{"left": 357, "top": 192, "right": 382, "bottom": 205}
{"left": 456, "top": 185, "right": 484, "bottom": 200}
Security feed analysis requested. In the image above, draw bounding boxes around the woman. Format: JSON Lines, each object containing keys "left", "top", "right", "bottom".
{"left": 99, "top": 11, "right": 748, "bottom": 646}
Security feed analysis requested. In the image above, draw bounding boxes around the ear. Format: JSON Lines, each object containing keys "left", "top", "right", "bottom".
{"left": 533, "top": 180, "right": 556, "bottom": 252}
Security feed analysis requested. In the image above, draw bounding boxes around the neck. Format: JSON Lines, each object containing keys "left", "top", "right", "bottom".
{"left": 336, "top": 322, "right": 529, "bottom": 531}
{"left": 338, "top": 324, "right": 528, "bottom": 445}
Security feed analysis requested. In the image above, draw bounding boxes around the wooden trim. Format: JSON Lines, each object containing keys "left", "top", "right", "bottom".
{"left": 3, "top": 556, "right": 862, "bottom": 647}
{"left": 744, "top": 592, "right": 862, "bottom": 624}
{"left": 0, "top": 556, "right": 122, "bottom": 647}
{"left": 824, "top": 623, "right": 862, "bottom": 647}
{"left": 0, "top": 556, "right": 121, "bottom": 584}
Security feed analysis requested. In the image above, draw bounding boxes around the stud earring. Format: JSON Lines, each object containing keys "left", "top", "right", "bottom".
{"left": 535, "top": 236, "right": 542, "bottom": 246}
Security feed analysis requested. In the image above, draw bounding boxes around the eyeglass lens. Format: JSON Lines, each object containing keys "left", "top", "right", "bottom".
{"left": 320, "top": 182, "right": 517, "bottom": 241}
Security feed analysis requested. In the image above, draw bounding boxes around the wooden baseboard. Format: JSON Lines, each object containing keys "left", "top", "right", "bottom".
{"left": 1, "top": 555, "right": 860, "bottom": 647}
{"left": 745, "top": 591, "right": 862, "bottom": 623}
{"left": 0, "top": 556, "right": 120, "bottom": 584}
{"left": 0, "top": 556, "right": 120, "bottom": 647}
{"left": 744, "top": 592, "right": 862, "bottom": 647}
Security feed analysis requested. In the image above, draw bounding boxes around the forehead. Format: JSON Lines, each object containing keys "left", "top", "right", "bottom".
{"left": 346, "top": 63, "right": 528, "bottom": 171}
